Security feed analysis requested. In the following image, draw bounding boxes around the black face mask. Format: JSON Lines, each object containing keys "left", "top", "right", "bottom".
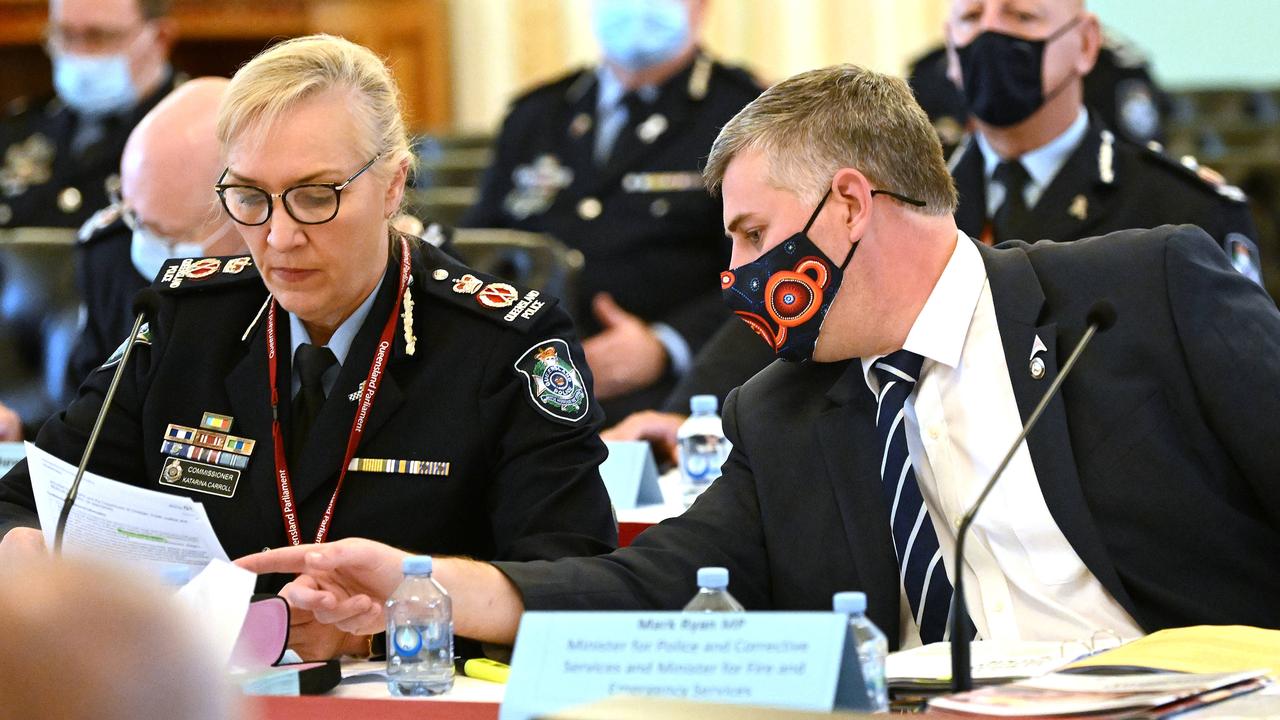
{"left": 954, "top": 16, "right": 1082, "bottom": 127}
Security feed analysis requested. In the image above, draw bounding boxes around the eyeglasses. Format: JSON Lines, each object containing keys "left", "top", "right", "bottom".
{"left": 215, "top": 153, "right": 382, "bottom": 226}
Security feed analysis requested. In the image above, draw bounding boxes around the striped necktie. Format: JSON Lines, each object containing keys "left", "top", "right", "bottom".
{"left": 872, "top": 349, "right": 971, "bottom": 642}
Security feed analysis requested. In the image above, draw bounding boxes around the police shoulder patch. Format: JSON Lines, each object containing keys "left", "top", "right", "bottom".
{"left": 513, "top": 338, "right": 590, "bottom": 425}
{"left": 98, "top": 322, "right": 152, "bottom": 372}
{"left": 152, "top": 254, "right": 260, "bottom": 292}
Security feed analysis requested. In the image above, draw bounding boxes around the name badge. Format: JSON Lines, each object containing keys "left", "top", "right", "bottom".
{"left": 158, "top": 457, "right": 241, "bottom": 498}
{"left": 501, "top": 612, "right": 849, "bottom": 720}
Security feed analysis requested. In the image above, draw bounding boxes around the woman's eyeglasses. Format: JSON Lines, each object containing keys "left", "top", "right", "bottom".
{"left": 214, "top": 153, "right": 382, "bottom": 226}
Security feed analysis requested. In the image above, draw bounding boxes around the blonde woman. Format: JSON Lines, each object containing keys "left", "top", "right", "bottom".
{"left": 0, "top": 35, "right": 616, "bottom": 657}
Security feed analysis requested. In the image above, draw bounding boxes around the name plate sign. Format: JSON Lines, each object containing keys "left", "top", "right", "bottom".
{"left": 501, "top": 611, "right": 848, "bottom": 720}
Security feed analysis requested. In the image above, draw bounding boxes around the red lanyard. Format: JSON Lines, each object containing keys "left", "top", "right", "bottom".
{"left": 265, "top": 236, "right": 412, "bottom": 545}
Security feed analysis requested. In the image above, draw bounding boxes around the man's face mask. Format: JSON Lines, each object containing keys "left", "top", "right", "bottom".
{"left": 592, "top": 0, "right": 690, "bottom": 72}
{"left": 129, "top": 213, "right": 236, "bottom": 281}
{"left": 52, "top": 52, "right": 138, "bottom": 115}
{"left": 954, "top": 16, "right": 1082, "bottom": 127}
{"left": 720, "top": 187, "right": 924, "bottom": 362}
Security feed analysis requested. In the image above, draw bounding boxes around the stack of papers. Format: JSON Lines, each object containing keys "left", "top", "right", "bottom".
{"left": 928, "top": 669, "right": 1270, "bottom": 717}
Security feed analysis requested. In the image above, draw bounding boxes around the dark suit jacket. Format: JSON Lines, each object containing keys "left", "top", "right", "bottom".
{"left": 498, "top": 225, "right": 1280, "bottom": 647}
{"left": 0, "top": 237, "right": 617, "bottom": 586}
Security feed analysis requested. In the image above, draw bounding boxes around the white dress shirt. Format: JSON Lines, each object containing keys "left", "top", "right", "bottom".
{"left": 978, "top": 108, "right": 1089, "bottom": 220}
{"left": 860, "top": 232, "right": 1142, "bottom": 649}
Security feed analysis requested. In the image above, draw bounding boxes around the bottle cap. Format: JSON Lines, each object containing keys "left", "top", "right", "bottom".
{"left": 690, "top": 394, "right": 718, "bottom": 415}
{"left": 402, "top": 555, "right": 433, "bottom": 575}
{"left": 833, "top": 591, "right": 867, "bottom": 614}
{"left": 696, "top": 566, "right": 729, "bottom": 589}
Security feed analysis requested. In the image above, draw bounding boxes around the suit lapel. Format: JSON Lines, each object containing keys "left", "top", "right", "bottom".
{"left": 978, "top": 243, "right": 1138, "bottom": 619}
{"left": 224, "top": 297, "right": 287, "bottom": 544}
{"left": 561, "top": 71, "right": 600, "bottom": 191}
{"left": 815, "top": 362, "right": 902, "bottom": 642}
{"left": 950, "top": 137, "right": 988, "bottom": 239}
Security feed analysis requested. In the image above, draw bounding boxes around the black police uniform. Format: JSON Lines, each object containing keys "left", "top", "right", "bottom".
{"left": 460, "top": 52, "right": 762, "bottom": 420}
{"left": 908, "top": 34, "right": 1168, "bottom": 152}
{"left": 0, "top": 73, "right": 179, "bottom": 229}
{"left": 0, "top": 235, "right": 617, "bottom": 587}
{"left": 950, "top": 115, "right": 1262, "bottom": 267}
{"left": 659, "top": 117, "right": 1264, "bottom": 418}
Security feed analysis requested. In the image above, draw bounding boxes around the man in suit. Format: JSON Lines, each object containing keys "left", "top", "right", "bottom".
{"left": 605, "top": 0, "right": 1267, "bottom": 454}
{"left": 239, "top": 64, "right": 1280, "bottom": 653}
{"left": 0, "top": 0, "right": 179, "bottom": 230}
{"left": 460, "top": 0, "right": 762, "bottom": 421}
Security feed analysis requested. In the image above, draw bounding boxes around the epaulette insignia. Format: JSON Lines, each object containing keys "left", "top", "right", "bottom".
{"left": 77, "top": 204, "right": 122, "bottom": 242}
{"left": 422, "top": 263, "right": 554, "bottom": 332}
{"left": 153, "top": 254, "right": 259, "bottom": 291}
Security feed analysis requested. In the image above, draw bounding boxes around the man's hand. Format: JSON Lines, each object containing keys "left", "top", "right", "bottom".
{"left": 602, "top": 410, "right": 687, "bottom": 466}
{"left": 0, "top": 403, "right": 23, "bottom": 442}
{"left": 0, "top": 527, "right": 46, "bottom": 566}
{"left": 236, "top": 538, "right": 526, "bottom": 645}
{"left": 286, "top": 604, "right": 366, "bottom": 660}
{"left": 583, "top": 293, "right": 668, "bottom": 400}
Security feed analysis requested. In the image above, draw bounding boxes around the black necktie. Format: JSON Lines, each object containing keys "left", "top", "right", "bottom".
{"left": 289, "top": 343, "right": 337, "bottom": 467}
{"left": 601, "top": 92, "right": 646, "bottom": 166}
{"left": 992, "top": 160, "right": 1032, "bottom": 244}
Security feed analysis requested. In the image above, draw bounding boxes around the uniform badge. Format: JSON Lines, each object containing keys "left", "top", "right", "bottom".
{"left": 223, "top": 257, "right": 253, "bottom": 274}
{"left": 636, "top": 113, "right": 669, "bottom": 144}
{"left": 513, "top": 339, "right": 590, "bottom": 424}
{"left": 452, "top": 273, "right": 483, "bottom": 294}
{"left": 1, "top": 133, "right": 53, "bottom": 197}
{"left": 1226, "top": 233, "right": 1263, "bottom": 285}
{"left": 570, "top": 112, "right": 593, "bottom": 138}
{"left": 347, "top": 457, "right": 451, "bottom": 476}
{"left": 200, "top": 412, "right": 233, "bottom": 431}
{"left": 98, "top": 323, "right": 152, "bottom": 372}
{"left": 57, "top": 186, "right": 82, "bottom": 214}
{"left": 158, "top": 457, "right": 242, "bottom": 498}
{"left": 476, "top": 282, "right": 519, "bottom": 308}
{"left": 1029, "top": 335, "right": 1048, "bottom": 380}
{"left": 402, "top": 284, "right": 417, "bottom": 355}
{"left": 505, "top": 154, "right": 573, "bottom": 220}
{"left": 1068, "top": 195, "right": 1088, "bottom": 221}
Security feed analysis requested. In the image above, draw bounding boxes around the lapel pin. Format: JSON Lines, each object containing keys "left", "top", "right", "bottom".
{"left": 570, "top": 113, "right": 592, "bottom": 138}
{"left": 1029, "top": 334, "right": 1048, "bottom": 380}
{"left": 636, "top": 113, "right": 668, "bottom": 144}
{"left": 1069, "top": 194, "right": 1088, "bottom": 221}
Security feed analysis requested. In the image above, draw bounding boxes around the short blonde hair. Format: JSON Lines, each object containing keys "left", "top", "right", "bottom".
{"left": 217, "top": 34, "right": 413, "bottom": 180}
{"left": 704, "top": 64, "right": 957, "bottom": 215}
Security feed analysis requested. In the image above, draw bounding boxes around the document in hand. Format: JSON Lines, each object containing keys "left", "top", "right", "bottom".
{"left": 24, "top": 442, "right": 229, "bottom": 573}
{"left": 927, "top": 669, "right": 1271, "bottom": 717}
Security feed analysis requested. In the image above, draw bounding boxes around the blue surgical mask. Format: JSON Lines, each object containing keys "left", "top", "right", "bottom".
{"left": 593, "top": 0, "right": 691, "bottom": 72}
{"left": 720, "top": 188, "right": 926, "bottom": 362}
{"left": 53, "top": 52, "right": 138, "bottom": 115}
{"left": 130, "top": 221, "right": 235, "bottom": 280}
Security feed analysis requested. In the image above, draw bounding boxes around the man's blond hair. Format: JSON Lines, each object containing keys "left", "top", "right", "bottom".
{"left": 704, "top": 64, "right": 957, "bottom": 215}
{"left": 217, "top": 34, "right": 413, "bottom": 179}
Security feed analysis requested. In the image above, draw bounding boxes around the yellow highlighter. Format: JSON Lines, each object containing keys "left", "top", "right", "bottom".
{"left": 463, "top": 658, "right": 511, "bottom": 684}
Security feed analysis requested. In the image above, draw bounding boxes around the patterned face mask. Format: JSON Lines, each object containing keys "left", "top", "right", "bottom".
{"left": 720, "top": 187, "right": 925, "bottom": 362}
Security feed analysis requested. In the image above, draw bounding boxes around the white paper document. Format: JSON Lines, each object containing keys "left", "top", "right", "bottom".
{"left": 24, "top": 442, "right": 229, "bottom": 572}
{"left": 178, "top": 559, "right": 257, "bottom": 668}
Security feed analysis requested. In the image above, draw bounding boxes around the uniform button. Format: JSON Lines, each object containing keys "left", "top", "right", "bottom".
{"left": 649, "top": 198, "right": 670, "bottom": 218}
{"left": 57, "top": 186, "right": 82, "bottom": 213}
{"left": 0, "top": 203, "right": 10, "bottom": 225}
{"left": 577, "top": 197, "right": 602, "bottom": 220}
{"left": 431, "top": 269, "right": 448, "bottom": 281}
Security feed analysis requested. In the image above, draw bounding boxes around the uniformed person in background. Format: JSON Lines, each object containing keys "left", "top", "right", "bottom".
{"left": 460, "top": 0, "right": 762, "bottom": 421}
{"left": 0, "top": 35, "right": 616, "bottom": 659}
{"left": 605, "top": 0, "right": 1267, "bottom": 457}
{"left": 0, "top": 0, "right": 180, "bottom": 230}
{"left": 908, "top": 28, "right": 1169, "bottom": 154}
{"left": 67, "top": 77, "right": 245, "bottom": 400}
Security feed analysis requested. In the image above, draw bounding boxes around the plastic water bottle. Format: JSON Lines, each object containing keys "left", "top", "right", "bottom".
{"left": 834, "top": 591, "right": 889, "bottom": 712}
{"left": 677, "top": 395, "right": 731, "bottom": 507}
{"left": 683, "top": 567, "right": 745, "bottom": 612}
{"left": 386, "top": 555, "right": 454, "bottom": 696}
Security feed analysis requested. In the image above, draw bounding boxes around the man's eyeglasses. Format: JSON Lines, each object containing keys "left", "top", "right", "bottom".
{"left": 215, "top": 153, "right": 382, "bottom": 226}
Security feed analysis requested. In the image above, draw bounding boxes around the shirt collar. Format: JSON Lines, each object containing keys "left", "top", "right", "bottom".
{"left": 594, "top": 64, "right": 660, "bottom": 114}
{"left": 288, "top": 272, "right": 386, "bottom": 367}
{"left": 976, "top": 107, "right": 1089, "bottom": 189}
{"left": 861, "top": 231, "right": 988, "bottom": 393}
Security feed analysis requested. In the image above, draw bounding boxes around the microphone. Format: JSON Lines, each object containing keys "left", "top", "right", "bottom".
{"left": 54, "top": 288, "right": 162, "bottom": 554}
{"left": 949, "top": 300, "right": 1117, "bottom": 692}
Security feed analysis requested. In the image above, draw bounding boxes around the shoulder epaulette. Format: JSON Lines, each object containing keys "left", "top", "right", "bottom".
{"left": 708, "top": 58, "right": 765, "bottom": 95}
{"left": 152, "top": 254, "right": 260, "bottom": 292}
{"left": 507, "top": 68, "right": 591, "bottom": 108}
{"left": 77, "top": 204, "right": 123, "bottom": 242}
{"left": 1137, "top": 145, "right": 1249, "bottom": 203}
{"left": 416, "top": 249, "right": 556, "bottom": 333}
